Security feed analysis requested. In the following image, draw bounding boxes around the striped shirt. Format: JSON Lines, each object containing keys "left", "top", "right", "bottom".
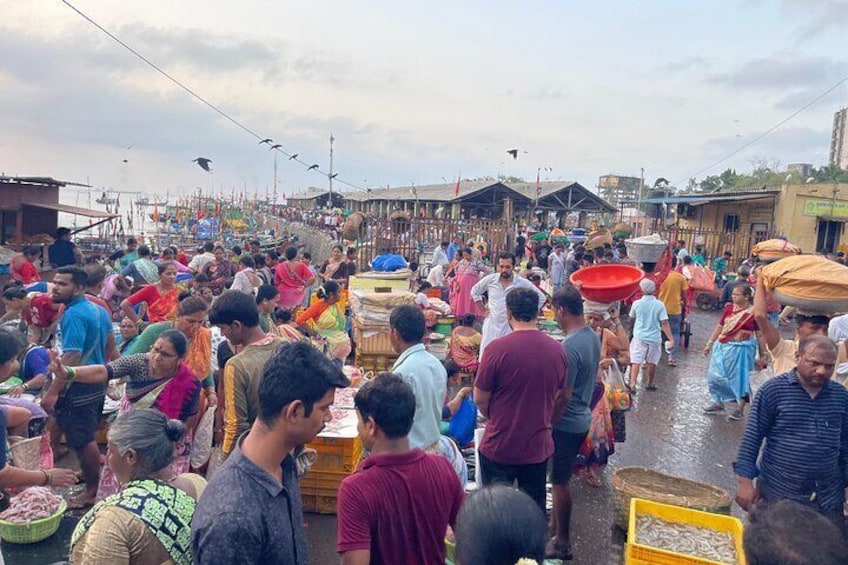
{"left": 734, "top": 370, "right": 848, "bottom": 513}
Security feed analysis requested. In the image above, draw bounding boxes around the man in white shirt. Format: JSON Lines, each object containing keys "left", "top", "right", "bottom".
{"left": 471, "top": 252, "right": 547, "bottom": 358}
{"left": 431, "top": 242, "right": 450, "bottom": 269}
{"left": 188, "top": 241, "right": 216, "bottom": 273}
{"left": 426, "top": 264, "right": 445, "bottom": 288}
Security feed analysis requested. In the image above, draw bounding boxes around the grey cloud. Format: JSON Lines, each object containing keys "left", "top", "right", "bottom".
{"left": 778, "top": 0, "right": 848, "bottom": 41}
{"left": 711, "top": 52, "right": 848, "bottom": 90}
{"left": 118, "top": 25, "right": 283, "bottom": 77}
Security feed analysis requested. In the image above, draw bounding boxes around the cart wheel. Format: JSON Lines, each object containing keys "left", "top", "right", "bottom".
{"left": 683, "top": 321, "right": 691, "bottom": 348}
{"left": 696, "top": 293, "right": 714, "bottom": 311}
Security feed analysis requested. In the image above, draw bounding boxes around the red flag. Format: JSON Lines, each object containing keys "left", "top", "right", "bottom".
{"left": 152, "top": 205, "right": 160, "bottom": 223}
{"left": 454, "top": 173, "right": 461, "bottom": 197}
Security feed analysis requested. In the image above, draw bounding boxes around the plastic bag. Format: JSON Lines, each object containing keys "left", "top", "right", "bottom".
{"left": 190, "top": 406, "right": 216, "bottom": 469}
{"left": 689, "top": 265, "right": 715, "bottom": 291}
{"left": 749, "top": 367, "right": 774, "bottom": 399}
{"left": 448, "top": 399, "right": 477, "bottom": 447}
{"left": 603, "top": 360, "right": 632, "bottom": 412}
{"left": 206, "top": 447, "right": 227, "bottom": 480}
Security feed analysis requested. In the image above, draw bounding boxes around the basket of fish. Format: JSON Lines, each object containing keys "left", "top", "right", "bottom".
{"left": 0, "top": 487, "right": 67, "bottom": 544}
{"left": 612, "top": 467, "right": 732, "bottom": 530}
{"left": 626, "top": 498, "right": 745, "bottom": 565}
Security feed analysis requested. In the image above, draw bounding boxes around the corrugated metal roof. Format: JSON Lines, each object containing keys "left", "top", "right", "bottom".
{"left": 343, "top": 180, "right": 503, "bottom": 202}
{"left": 24, "top": 202, "right": 118, "bottom": 218}
{"left": 622, "top": 191, "right": 779, "bottom": 206}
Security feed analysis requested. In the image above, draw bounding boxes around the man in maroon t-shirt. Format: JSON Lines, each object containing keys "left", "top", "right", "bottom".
{"left": 337, "top": 374, "right": 464, "bottom": 565}
{"left": 474, "top": 287, "right": 569, "bottom": 511}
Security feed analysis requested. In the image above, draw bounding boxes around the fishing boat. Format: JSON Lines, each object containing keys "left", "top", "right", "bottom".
{"left": 135, "top": 196, "right": 150, "bottom": 206}
{"left": 95, "top": 190, "right": 117, "bottom": 205}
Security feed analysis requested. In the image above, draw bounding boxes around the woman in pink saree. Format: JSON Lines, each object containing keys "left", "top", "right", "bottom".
{"left": 450, "top": 248, "right": 490, "bottom": 318}
{"left": 274, "top": 246, "right": 315, "bottom": 312}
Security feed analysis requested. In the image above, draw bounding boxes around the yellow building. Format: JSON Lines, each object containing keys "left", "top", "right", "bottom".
{"left": 774, "top": 183, "right": 848, "bottom": 253}
{"left": 637, "top": 183, "right": 848, "bottom": 258}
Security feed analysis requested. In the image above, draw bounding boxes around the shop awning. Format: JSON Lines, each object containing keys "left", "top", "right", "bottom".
{"left": 816, "top": 215, "right": 848, "bottom": 223}
{"left": 23, "top": 202, "right": 118, "bottom": 219}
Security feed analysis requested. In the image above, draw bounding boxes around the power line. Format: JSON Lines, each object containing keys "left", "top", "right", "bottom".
{"left": 675, "top": 72, "right": 848, "bottom": 186}
{"left": 59, "top": 0, "right": 363, "bottom": 191}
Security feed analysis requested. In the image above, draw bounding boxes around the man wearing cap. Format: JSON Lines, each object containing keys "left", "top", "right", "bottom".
{"left": 628, "top": 278, "right": 674, "bottom": 391}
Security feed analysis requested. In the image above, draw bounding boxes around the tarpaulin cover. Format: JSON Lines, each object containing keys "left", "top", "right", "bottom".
{"left": 761, "top": 255, "right": 848, "bottom": 304}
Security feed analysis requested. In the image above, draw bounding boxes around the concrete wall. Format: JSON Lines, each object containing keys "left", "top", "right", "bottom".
{"left": 286, "top": 223, "right": 338, "bottom": 263}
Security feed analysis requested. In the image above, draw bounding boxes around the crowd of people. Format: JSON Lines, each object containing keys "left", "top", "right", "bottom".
{"left": 0, "top": 224, "right": 847, "bottom": 564}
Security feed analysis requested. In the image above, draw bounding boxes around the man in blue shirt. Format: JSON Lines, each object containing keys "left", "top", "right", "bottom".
{"left": 446, "top": 236, "right": 462, "bottom": 262}
{"left": 47, "top": 227, "right": 81, "bottom": 268}
{"left": 735, "top": 335, "right": 848, "bottom": 524}
{"left": 390, "top": 305, "right": 467, "bottom": 484}
{"left": 42, "top": 266, "right": 116, "bottom": 508}
{"left": 628, "top": 278, "right": 674, "bottom": 391}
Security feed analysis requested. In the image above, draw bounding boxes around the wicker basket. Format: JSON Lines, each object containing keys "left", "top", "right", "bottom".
{"left": 611, "top": 467, "right": 732, "bottom": 531}
{"left": 9, "top": 436, "right": 42, "bottom": 472}
{"left": 0, "top": 500, "right": 67, "bottom": 544}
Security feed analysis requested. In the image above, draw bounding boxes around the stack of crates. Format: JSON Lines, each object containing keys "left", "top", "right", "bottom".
{"left": 300, "top": 422, "right": 364, "bottom": 514}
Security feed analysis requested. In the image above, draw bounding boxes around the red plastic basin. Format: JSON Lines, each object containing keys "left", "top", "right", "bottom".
{"left": 569, "top": 264, "right": 645, "bottom": 303}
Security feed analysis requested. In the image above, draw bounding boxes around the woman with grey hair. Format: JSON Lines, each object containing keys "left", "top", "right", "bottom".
{"left": 70, "top": 409, "right": 205, "bottom": 565}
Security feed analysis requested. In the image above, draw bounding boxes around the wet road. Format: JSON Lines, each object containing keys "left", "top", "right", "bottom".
{"left": 6, "top": 309, "right": 752, "bottom": 565}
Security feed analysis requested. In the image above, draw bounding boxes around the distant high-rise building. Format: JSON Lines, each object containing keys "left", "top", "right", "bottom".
{"left": 830, "top": 107, "right": 848, "bottom": 170}
{"left": 598, "top": 174, "right": 641, "bottom": 206}
{"left": 787, "top": 163, "right": 814, "bottom": 178}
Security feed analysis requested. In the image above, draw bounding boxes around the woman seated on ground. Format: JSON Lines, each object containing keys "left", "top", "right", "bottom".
{"left": 10, "top": 245, "right": 41, "bottom": 285}
{"left": 50, "top": 330, "right": 202, "bottom": 503}
{"left": 121, "top": 245, "right": 159, "bottom": 286}
{"left": 200, "top": 245, "right": 237, "bottom": 296}
{"left": 255, "top": 284, "right": 281, "bottom": 336}
{"left": 117, "top": 317, "right": 140, "bottom": 355}
{"left": 449, "top": 313, "right": 482, "bottom": 374}
{"left": 574, "top": 310, "right": 631, "bottom": 488}
{"left": 101, "top": 274, "right": 132, "bottom": 321}
{"left": 70, "top": 409, "right": 206, "bottom": 565}
{"left": 230, "top": 255, "right": 261, "bottom": 295}
{"left": 296, "top": 281, "right": 351, "bottom": 363}
{"left": 274, "top": 309, "right": 307, "bottom": 343}
{"left": 121, "top": 261, "right": 180, "bottom": 324}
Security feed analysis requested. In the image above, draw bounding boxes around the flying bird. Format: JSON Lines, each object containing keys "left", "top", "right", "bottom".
{"left": 122, "top": 159, "right": 129, "bottom": 163}
{"left": 307, "top": 164, "right": 320, "bottom": 171}
{"left": 288, "top": 154, "right": 299, "bottom": 160}
{"left": 270, "top": 144, "right": 283, "bottom": 150}
{"left": 192, "top": 157, "right": 213, "bottom": 172}
{"left": 507, "top": 149, "right": 519, "bottom": 159}
{"left": 329, "top": 173, "right": 338, "bottom": 179}
{"left": 259, "top": 138, "right": 273, "bottom": 145}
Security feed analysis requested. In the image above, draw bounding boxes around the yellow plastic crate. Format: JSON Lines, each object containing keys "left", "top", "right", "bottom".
{"left": 306, "top": 435, "right": 363, "bottom": 475}
{"left": 626, "top": 498, "right": 746, "bottom": 565}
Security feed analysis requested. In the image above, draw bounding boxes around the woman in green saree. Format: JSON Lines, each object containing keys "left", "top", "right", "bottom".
{"left": 71, "top": 409, "right": 205, "bottom": 565}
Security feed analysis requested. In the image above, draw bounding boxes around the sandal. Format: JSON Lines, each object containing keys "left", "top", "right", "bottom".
{"left": 545, "top": 538, "right": 574, "bottom": 561}
{"left": 584, "top": 471, "right": 603, "bottom": 488}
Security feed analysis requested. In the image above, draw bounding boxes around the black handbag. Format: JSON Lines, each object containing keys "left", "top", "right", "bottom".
{"left": 611, "top": 409, "right": 626, "bottom": 443}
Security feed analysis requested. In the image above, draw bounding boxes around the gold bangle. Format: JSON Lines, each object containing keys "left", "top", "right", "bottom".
{"left": 41, "top": 470, "right": 49, "bottom": 486}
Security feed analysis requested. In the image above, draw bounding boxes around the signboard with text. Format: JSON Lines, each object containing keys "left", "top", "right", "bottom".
{"left": 802, "top": 198, "right": 848, "bottom": 217}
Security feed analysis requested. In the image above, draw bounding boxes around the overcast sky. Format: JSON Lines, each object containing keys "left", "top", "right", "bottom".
{"left": 2, "top": 0, "right": 847, "bottom": 201}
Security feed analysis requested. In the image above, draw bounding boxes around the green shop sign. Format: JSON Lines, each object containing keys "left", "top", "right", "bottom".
{"left": 802, "top": 198, "right": 848, "bottom": 217}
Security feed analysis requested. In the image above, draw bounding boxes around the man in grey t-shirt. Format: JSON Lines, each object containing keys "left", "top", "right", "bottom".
{"left": 547, "top": 286, "right": 600, "bottom": 561}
